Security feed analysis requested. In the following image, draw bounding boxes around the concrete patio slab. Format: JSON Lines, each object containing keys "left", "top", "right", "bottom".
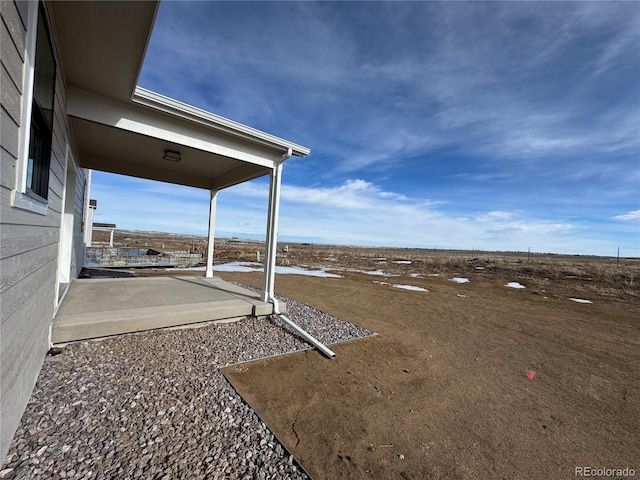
{"left": 52, "top": 276, "right": 282, "bottom": 344}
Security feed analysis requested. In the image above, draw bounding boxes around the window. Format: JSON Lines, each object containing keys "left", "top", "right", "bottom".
{"left": 26, "top": 4, "right": 56, "bottom": 201}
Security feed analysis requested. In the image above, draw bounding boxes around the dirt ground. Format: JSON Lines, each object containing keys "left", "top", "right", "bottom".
{"left": 220, "top": 268, "right": 639, "bottom": 480}
{"left": 93, "top": 231, "right": 639, "bottom": 478}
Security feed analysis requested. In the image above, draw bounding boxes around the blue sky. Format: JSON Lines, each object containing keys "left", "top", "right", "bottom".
{"left": 92, "top": 1, "right": 640, "bottom": 256}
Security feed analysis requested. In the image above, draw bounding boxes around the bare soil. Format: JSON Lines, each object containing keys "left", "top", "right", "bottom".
{"left": 96, "top": 231, "right": 640, "bottom": 479}
{"left": 220, "top": 271, "right": 638, "bottom": 480}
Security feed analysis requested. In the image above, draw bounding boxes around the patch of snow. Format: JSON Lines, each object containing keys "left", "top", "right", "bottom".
{"left": 367, "top": 270, "right": 388, "bottom": 276}
{"left": 373, "top": 281, "right": 390, "bottom": 286}
{"left": 450, "top": 277, "right": 470, "bottom": 283}
{"left": 570, "top": 298, "right": 592, "bottom": 304}
{"left": 276, "top": 266, "right": 342, "bottom": 278}
{"left": 427, "top": 273, "right": 441, "bottom": 277}
{"left": 214, "top": 261, "right": 262, "bottom": 273}
{"left": 213, "top": 261, "right": 342, "bottom": 278}
{"left": 505, "top": 282, "right": 526, "bottom": 289}
{"left": 392, "top": 284, "right": 428, "bottom": 292}
{"left": 393, "top": 260, "right": 412, "bottom": 264}
{"left": 476, "top": 266, "right": 485, "bottom": 270}
{"left": 348, "top": 269, "right": 399, "bottom": 277}
{"left": 457, "top": 294, "right": 467, "bottom": 298}
{"left": 409, "top": 273, "right": 422, "bottom": 278}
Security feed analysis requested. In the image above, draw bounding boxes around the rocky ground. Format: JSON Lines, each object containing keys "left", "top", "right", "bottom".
{"left": 1, "top": 296, "right": 373, "bottom": 480}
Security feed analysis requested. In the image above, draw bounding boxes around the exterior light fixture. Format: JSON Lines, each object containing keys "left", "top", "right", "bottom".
{"left": 163, "top": 150, "right": 181, "bottom": 162}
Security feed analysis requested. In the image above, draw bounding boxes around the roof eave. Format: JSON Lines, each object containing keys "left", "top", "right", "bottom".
{"left": 132, "top": 87, "right": 311, "bottom": 158}
{"left": 131, "top": 3, "right": 161, "bottom": 96}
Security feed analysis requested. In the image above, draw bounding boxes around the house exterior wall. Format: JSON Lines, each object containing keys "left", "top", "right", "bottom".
{"left": 71, "top": 153, "right": 86, "bottom": 276}
{"left": 1, "top": 0, "right": 88, "bottom": 459}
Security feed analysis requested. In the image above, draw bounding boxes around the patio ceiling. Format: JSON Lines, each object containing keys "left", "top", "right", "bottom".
{"left": 49, "top": 1, "right": 309, "bottom": 190}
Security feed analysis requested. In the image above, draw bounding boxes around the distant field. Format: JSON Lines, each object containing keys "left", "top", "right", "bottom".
{"left": 93, "top": 229, "right": 639, "bottom": 300}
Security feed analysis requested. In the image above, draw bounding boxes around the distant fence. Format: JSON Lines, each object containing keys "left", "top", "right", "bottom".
{"left": 86, "top": 247, "right": 202, "bottom": 268}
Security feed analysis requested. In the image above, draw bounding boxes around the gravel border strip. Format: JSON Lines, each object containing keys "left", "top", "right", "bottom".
{"left": 2, "top": 288, "right": 374, "bottom": 480}
{"left": 222, "top": 332, "right": 378, "bottom": 370}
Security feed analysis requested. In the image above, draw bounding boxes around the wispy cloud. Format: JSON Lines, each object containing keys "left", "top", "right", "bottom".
{"left": 142, "top": 2, "right": 639, "bottom": 171}
{"left": 92, "top": 169, "right": 636, "bottom": 255}
{"left": 91, "top": 173, "right": 210, "bottom": 233}
{"left": 224, "top": 179, "right": 581, "bottom": 252}
{"left": 614, "top": 210, "right": 640, "bottom": 221}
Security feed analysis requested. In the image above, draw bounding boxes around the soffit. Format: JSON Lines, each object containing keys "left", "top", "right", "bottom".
{"left": 49, "top": 1, "right": 158, "bottom": 102}
{"left": 71, "top": 118, "right": 270, "bottom": 190}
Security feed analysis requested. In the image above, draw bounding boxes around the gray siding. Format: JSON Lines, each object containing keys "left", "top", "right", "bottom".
{"left": 0, "top": 0, "right": 88, "bottom": 459}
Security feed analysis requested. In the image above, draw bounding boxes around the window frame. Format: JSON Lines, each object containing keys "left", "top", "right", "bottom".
{"left": 12, "top": 2, "right": 56, "bottom": 215}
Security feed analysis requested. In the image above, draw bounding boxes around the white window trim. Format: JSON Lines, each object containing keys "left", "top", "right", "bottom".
{"left": 11, "top": 1, "right": 48, "bottom": 216}
{"left": 12, "top": 190, "right": 49, "bottom": 215}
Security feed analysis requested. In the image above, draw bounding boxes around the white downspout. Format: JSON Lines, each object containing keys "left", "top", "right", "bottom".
{"left": 261, "top": 152, "right": 287, "bottom": 301}
{"left": 262, "top": 149, "right": 335, "bottom": 358}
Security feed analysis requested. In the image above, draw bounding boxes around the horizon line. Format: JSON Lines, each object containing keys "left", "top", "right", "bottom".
{"left": 97, "top": 228, "right": 639, "bottom": 260}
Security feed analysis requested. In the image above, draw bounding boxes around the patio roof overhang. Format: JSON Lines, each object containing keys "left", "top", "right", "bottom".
{"left": 48, "top": 1, "right": 332, "bottom": 356}
{"left": 49, "top": 0, "right": 310, "bottom": 191}
{"left": 66, "top": 86, "right": 309, "bottom": 190}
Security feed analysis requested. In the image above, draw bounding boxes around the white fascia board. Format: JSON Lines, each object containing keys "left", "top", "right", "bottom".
{"left": 133, "top": 87, "right": 311, "bottom": 158}
{"left": 132, "top": 3, "right": 161, "bottom": 93}
{"left": 67, "top": 86, "right": 279, "bottom": 169}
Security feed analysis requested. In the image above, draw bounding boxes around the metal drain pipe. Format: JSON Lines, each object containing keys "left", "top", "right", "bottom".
{"left": 270, "top": 297, "right": 335, "bottom": 358}
{"left": 263, "top": 149, "right": 335, "bottom": 359}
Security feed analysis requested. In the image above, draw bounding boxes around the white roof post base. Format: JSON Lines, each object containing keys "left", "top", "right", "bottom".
{"left": 205, "top": 189, "right": 218, "bottom": 278}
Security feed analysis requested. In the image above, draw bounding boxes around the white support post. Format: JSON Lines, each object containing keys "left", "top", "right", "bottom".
{"left": 205, "top": 189, "right": 218, "bottom": 278}
{"left": 109, "top": 229, "right": 115, "bottom": 247}
{"left": 261, "top": 161, "right": 284, "bottom": 301}
{"left": 85, "top": 206, "right": 95, "bottom": 247}
{"left": 83, "top": 171, "right": 93, "bottom": 247}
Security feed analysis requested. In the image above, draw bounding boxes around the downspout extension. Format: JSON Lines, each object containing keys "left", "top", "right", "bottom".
{"left": 269, "top": 296, "right": 336, "bottom": 359}
{"left": 265, "top": 148, "right": 335, "bottom": 359}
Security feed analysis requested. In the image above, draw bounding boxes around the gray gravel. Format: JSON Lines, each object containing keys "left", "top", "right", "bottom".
{"left": 1, "top": 290, "right": 374, "bottom": 479}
